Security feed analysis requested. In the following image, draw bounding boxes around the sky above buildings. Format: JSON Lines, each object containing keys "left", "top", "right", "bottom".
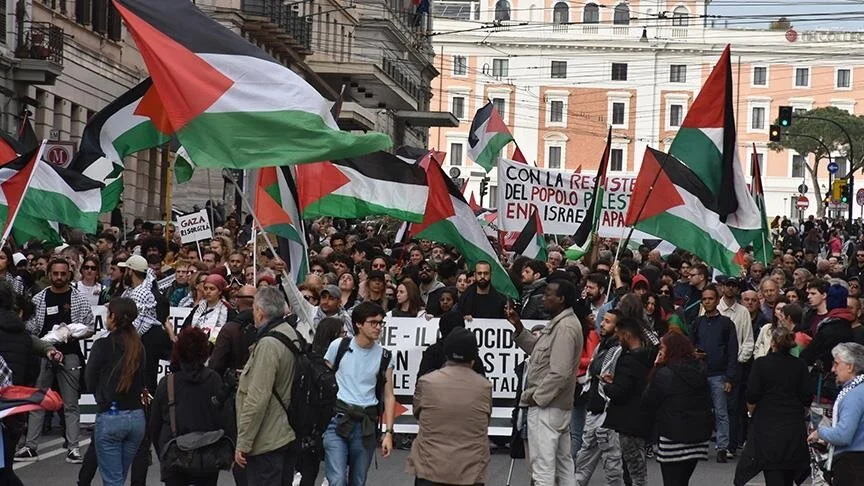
{"left": 707, "top": 0, "right": 864, "bottom": 30}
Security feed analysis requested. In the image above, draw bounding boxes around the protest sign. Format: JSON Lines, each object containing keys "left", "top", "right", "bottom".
{"left": 177, "top": 209, "right": 213, "bottom": 244}
{"left": 496, "top": 158, "right": 643, "bottom": 237}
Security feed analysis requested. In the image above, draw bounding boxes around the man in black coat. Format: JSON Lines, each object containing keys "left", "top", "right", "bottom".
{"left": 519, "top": 260, "right": 549, "bottom": 321}
{"left": 602, "top": 317, "right": 655, "bottom": 486}
{"left": 800, "top": 283, "right": 856, "bottom": 400}
{"left": 459, "top": 261, "right": 507, "bottom": 320}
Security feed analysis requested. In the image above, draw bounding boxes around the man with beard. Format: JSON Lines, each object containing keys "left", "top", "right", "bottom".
{"left": 95, "top": 231, "right": 116, "bottom": 277}
{"left": 17, "top": 259, "right": 95, "bottom": 464}
{"left": 459, "top": 261, "right": 507, "bottom": 319}
{"left": 520, "top": 260, "right": 549, "bottom": 320}
{"left": 227, "top": 251, "right": 246, "bottom": 281}
{"left": 584, "top": 272, "right": 608, "bottom": 332}
{"left": 417, "top": 260, "right": 445, "bottom": 305}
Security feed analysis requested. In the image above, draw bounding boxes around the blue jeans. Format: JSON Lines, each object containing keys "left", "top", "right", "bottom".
{"left": 571, "top": 399, "right": 587, "bottom": 465}
{"left": 94, "top": 409, "right": 146, "bottom": 486}
{"left": 323, "top": 415, "right": 376, "bottom": 486}
{"left": 707, "top": 376, "right": 730, "bottom": 451}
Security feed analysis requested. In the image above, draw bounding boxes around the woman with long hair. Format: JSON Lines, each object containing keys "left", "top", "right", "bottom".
{"left": 338, "top": 272, "right": 360, "bottom": 310}
{"left": 389, "top": 280, "right": 425, "bottom": 317}
{"left": 86, "top": 297, "right": 146, "bottom": 486}
{"left": 182, "top": 274, "right": 236, "bottom": 344}
{"left": 643, "top": 292, "right": 669, "bottom": 338}
{"left": 75, "top": 255, "right": 105, "bottom": 306}
{"left": 151, "top": 327, "right": 224, "bottom": 486}
{"left": 0, "top": 247, "right": 24, "bottom": 294}
{"left": 643, "top": 332, "right": 714, "bottom": 486}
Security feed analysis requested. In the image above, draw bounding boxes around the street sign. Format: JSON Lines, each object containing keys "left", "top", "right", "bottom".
{"left": 828, "top": 162, "right": 839, "bottom": 173}
{"left": 798, "top": 183, "right": 808, "bottom": 194}
{"left": 857, "top": 188, "right": 864, "bottom": 206}
{"left": 796, "top": 195, "right": 809, "bottom": 211}
{"left": 44, "top": 141, "right": 75, "bottom": 168}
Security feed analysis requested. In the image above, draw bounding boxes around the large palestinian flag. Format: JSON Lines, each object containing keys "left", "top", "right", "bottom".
{"left": 68, "top": 78, "right": 170, "bottom": 211}
{"left": 111, "top": 0, "right": 391, "bottom": 171}
{"left": 296, "top": 152, "right": 429, "bottom": 222}
{"left": 468, "top": 101, "right": 513, "bottom": 172}
{"left": 567, "top": 126, "right": 612, "bottom": 260}
{"left": 625, "top": 46, "right": 761, "bottom": 276}
{"left": 255, "top": 167, "right": 308, "bottom": 284}
{"left": 750, "top": 148, "right": 773, "bottom": 265}
{"left": 511, "top": 209, "right": 547, "bottom": 261}
{"left": 413, "top": 152, "right": 518, "bottom": 298}
{"left": 0, "top": 144, "right": 61, "bottom": 245}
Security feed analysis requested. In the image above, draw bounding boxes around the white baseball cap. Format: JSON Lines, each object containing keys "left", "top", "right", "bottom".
{"left": 118, "top": 254, "right": 148, "bottom": 273}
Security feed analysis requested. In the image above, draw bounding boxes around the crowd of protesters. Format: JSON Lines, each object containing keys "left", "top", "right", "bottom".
{"left": 0, "top": 211, "right": 860, "bottom": 486}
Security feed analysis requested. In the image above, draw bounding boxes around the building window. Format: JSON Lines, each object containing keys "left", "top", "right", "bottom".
{"left": 751, "top": 107, "right": 765, "bottom": 130}
{"left": 495, "top": 0, "right": 510, "bottom": 20}
{"left": 453, "top": 56, "right": 467, "bottom": 76}
{"left": 550, "top": 100, "right": 564, "bottom": 123}
{"left": 792, "top": 154, "right": 806, "bottom": 178}
{"left": 670, "top": 65, "right": 686, "bottom": 83}
{"left": 551, "top": 61, "right": 567, "bottom": 79}
{"left": 553, "top": 2, "right": 569, "bottom": 24}
{"left": 492, "top": 58, "right": 509, "bottom": 78}
{"left": 837, "top": 68, "right": 852, "bottom": 88}
{"left": 583, "top": 2, "right": 599, "bottom": 23}
{"left": 753, "top": 66, "right": 767, "bottom": 86}
{"left": 611, "top": 102, "right": 625, "bottom": 125}
{"left": 76, "top": 0, "right": 92, "bottom": 25}
{"left": 795, "top": 67, "right": 810, "bottom": 87}
{"left": 613, "top": 3, "right": 629, "bottom": 25}
{"left": 492, "top": 97, "right": 506, "bottom": 118}
{"left": 610, "top": 148, "right": 624, "bottom": 171}
{"left": 548, "top": 146, "right": 562, "bottom": 169}
{"left": 611, "top": 63, "right": 628, "bottom": 81}
{"left": 669, "top": 104, "right": 683, "bottom": 127}
{"left": 451, "top": 96, "right": 465, "bottom": 119}
{"left": 450, "top": 143, "right": 463, "bottom": 166}
{"left": 671, "top": 6, "right": 689, "bottom": 26}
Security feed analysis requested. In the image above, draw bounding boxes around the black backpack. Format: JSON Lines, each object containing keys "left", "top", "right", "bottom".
{"left": 151, "top": 280, "right": 170, "bottom": 325}
{"left": 265, "top": 330, "right": 339, "bottom": 452}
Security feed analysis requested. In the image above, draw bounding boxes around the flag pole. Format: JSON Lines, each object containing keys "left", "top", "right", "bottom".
{"left": 252, "top": 227, "right": 257, "bottom": 285}
{"left": 615, "top": 150, "right": 675, "bottom": 263}
{"left": 0, "top": 141, "right": 47, "bottom": 249}
{"left": 165, "top": 151, "right": 173, "bottom": 248}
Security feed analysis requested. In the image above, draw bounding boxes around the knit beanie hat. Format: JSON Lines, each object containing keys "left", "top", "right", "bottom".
{"left": 827, "top": 284, "right": 849, "bottom": 310}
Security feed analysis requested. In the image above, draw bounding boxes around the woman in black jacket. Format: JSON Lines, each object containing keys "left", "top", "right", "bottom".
{"left": 643, "top": 332, "right": 714, "bottom": 486}
{"left": 151, "top": 327, "right": 224, "bottom": 486}
{"left": 734, "top": 326, "right": 811, "bottom": 486}
{"left": 417, "top": 311, "right": 485, "bottom": 378}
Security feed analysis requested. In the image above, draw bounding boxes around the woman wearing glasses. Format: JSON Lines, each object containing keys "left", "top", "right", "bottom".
{"left": 75, "top": 255, "right": 105, "bottom": 306}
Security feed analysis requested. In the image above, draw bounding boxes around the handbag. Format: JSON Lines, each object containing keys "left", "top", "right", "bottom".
{"left": 158, "top": 374, "right": 235, "bottom": 477}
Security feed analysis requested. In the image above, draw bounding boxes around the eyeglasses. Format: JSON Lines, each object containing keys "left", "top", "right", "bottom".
{"left": 82, "top": 265, "right": 98, "bottom": 271}
{"left": 364, "top": 319, "right": 385, "bottom": 328}
{"left": 659, "top": 289, "right": 671, "bottom": 295}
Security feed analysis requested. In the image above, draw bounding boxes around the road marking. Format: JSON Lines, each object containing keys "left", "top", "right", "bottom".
{"left": 13, "top": 438, "right": 91, "bottom": 470}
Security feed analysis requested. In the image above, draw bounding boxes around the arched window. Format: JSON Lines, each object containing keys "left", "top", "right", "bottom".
{"left": 553, "top": 2, "right": 569, "bottom": 24}
{"left": 613, "top": 2, "right": 630, "bottom": 25}
{"left": 494, "top": 0, "right": 511, "bottom": 21}
{"left": 528, "top": 5, "right": 538, "bottom": 22}
{"left": 583, "top": 2, "right": 599, "bottom": 24}
{"left": 672, "top": 6, "right": 689, "bottom": 26}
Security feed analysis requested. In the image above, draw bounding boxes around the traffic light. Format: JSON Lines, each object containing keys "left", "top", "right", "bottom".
{"left": 824, "top": 190, "right": 832, "bottom": 206}
{"left": 779, "top": 105, "right": 794, "bottom": 127}
{"left": 769, "top": 125, "right": 781, "bottom": 142}
{"left": 843, "top": 183, "right": 853, "bottom": 204}
{"left": 832, "top": 179, "right": 848, "bottom": 203}
{"left": 479, "top": 177, "right": 489, "bottom": 198}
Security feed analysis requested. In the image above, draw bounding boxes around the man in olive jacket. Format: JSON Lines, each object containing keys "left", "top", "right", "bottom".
{"left": 506, "top": 279, "right": 583, "bottom": 486}
{"left": 234, "top": 286, "right": 298, "bottom": 485}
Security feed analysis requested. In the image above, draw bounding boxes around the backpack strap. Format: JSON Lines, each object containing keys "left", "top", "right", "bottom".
{"left": 331, "top": 337, "right": 353, "bottom": 372}
{"left": 167, "top": 374, "right": 177, "bottom": 438}
{"left": 261, "top": 330, "right": 303, "bottom": 416}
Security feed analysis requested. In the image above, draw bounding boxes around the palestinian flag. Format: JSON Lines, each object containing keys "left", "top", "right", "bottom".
{"left": 1, "top": 114, "right": 38, "bottom": 158}
{"left": 297, "top": 152, "right": 429, "bottom": 223}
{"left": 566, "top": 126, "right": 612, "bottom": 260}
{"left": 413, "top": 152, "right": 518, "bottom": 298}
{"left": 112, "top": 0, "right": 391, "bottom": 171}
{"left": 174, "top": 145, "right": 195, "bottom": 183}
{"left": 0, "top": 145, "right": 41, "bottom": 241}
{"left": 750, "top": 147, "right": 773, "bottom": 265}
{"left": 68, "top": 78, "right": 170, "bottom": 211}
{"left": 255, "top": 166, "right": 308, "bottom": 284}
{"left": 22, "top": 162, "right": 103, "bottom": 233}
{"left": 625, "top": 46, "right": 762, "bottom": 276}
{"left": 511, "top": 209, "right": 547, "bottom": 261}
{"left": 468, "top": 101, "right": 513, "bottom": 172}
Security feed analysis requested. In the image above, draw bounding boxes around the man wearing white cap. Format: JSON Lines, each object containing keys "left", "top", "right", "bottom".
{"left": 119, "top": 255, "right": 161, "bottom": 336}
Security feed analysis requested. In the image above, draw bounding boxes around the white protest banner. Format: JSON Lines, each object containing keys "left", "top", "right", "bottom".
{"left": 382, "top": 317, "right": 543, "bottom": 436}
{"left": 497, "top": 158, "right": 647, "bottom": 237}
{"left": 177, "top": 209, "right": 213, "bottom": 244}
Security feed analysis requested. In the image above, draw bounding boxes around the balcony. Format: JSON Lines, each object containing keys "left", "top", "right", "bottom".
{"left": 356, "top": 1, "right": 432, "bottom": 55}
{"left": 241, "top": 0, "right": 312, "bottom": 55}
{"left": 13, "top": 22, "right": 64, "bottom": 85}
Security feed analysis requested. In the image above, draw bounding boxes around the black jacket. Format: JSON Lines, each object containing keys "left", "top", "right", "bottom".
{"left": 745, "top": 352, "right": 811, "bottom": 470}
{"left": 602, "top": 346, "right": 655, "bottom": 439}
{"left": 86, "top": 331, "right": 146, "bottom": 412}
{"left": 458, "top": 284, "right": 507, "bottom": 319}
{"left": 150, "top": 365, "right": 224, "bottom": 454}
{"left": 0, "top": 309, "right": 39, "bottom": 386}
{"left": 690, "top": 313, "right": 739, "bottom": 381}
{"left": 519, "top": 279, "right": 549, "bottom": 321}
{"left": 208, "top": 309, "right": 256, "bottom": 375}
{"left": 800, "top": 314, "right": 855, "bottom": 370}
{"left": 642, "top": 360, "right": 714, "bottom": 444}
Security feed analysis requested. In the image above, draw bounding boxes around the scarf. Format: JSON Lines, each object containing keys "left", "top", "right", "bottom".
{"left": 191, "top": 299, "right": 229, "bottom": 343}
{"left": 828, "top": 373, "right": 864, "bottom": 469}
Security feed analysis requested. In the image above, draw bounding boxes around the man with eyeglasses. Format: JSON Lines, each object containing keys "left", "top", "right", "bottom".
{"left": 323, "top": 302, "right": 395, "bottom": 486}
{"left": 847, "top": 251, "right": 864, "bottom": 280}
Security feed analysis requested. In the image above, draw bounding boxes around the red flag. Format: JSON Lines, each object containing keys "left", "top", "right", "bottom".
{"left": 0, "top": 145, "right": 42, "bottom": 243}
{"left": 512, "top": 146, "right": 527, "bottom": 164}
{"left": 468, "top": 192, "right": 482, "bottom": 212}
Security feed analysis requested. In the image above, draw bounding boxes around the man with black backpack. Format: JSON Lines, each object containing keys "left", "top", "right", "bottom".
{"left": 323, "top": 301, "right": 395, "bottom": 486}
{"left": 235, "top": 286, "right": 299, "bottom": 484}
